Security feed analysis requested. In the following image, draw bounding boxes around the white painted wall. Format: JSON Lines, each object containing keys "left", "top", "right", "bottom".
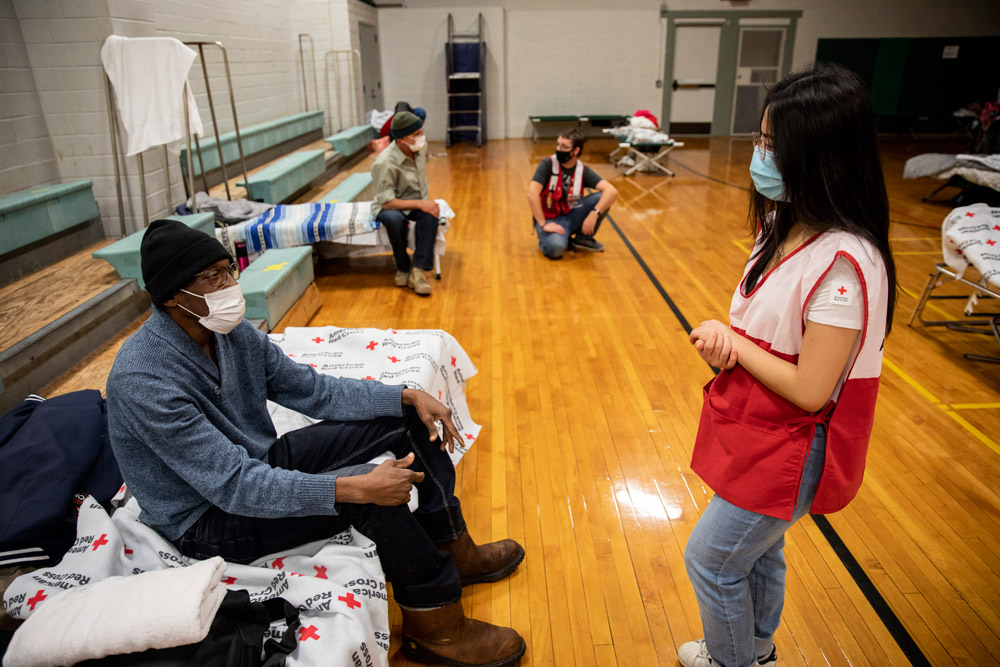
{"left": 377, "top": 7, "right": 505, "bottom": 143}
{"left": 384, "top": 0, "right": 1000, "bottom": 138}
{"left": 0, "top": 0, "right": 60, "bottom": 196}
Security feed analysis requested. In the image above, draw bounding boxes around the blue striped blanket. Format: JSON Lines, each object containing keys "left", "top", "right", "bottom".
{"left": 216, "top": 202, "right": 378, "bottom": 255}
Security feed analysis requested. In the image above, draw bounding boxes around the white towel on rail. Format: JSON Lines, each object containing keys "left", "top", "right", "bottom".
{"left": 101, "top": 35, "right": 204, "bottom": 156}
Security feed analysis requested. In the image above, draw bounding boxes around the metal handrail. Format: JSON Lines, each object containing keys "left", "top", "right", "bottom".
{"left": 324, "top": 49, "right": 362, "bottom": 133}
{"left": 298, "top": 34, "right": 320, "bottom": 113}
{"left": 184, "top": 41, "right": 251, "bottom": 201}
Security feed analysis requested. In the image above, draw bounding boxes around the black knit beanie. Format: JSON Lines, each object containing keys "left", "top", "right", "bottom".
{"left": 140, "top": 219, "right": 232, "bottom": 305}
{"left": 390, "top": 110, "right": 423, "bottom": 139}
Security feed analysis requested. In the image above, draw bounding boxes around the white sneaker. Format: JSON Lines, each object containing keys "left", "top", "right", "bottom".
{"left": 677, "top": 640, "right": 777, "bottom": 667}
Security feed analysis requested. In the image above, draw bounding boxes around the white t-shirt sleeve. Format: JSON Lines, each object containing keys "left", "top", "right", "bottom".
{"left": 805, "top": 257, "right": 865, "bottom": 330}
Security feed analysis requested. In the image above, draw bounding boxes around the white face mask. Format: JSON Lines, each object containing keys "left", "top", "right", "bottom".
{"left": 179, "top": 284, "right": 246, "bottom": 334}
{"left": 408, "top": 135, "right": 427, "bottom": 152}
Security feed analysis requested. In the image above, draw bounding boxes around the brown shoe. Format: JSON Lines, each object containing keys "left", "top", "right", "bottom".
{"left": 395, "top": 270, "right": 410, "bottom": 287}
{"left": 409, "top": 267, "right": 432, "bottom": 296}
{"left": 438, "top": 531, "right": 525, "bottom": 587}
{"left": 401, "top": 602, "right": 525, "bottom": 666}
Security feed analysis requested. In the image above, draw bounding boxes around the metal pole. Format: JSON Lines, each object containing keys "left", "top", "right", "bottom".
{"left": 353, "top": 49, "right": 362, "bottom": 126}
{"left": 298, "top": 34, "right": 310, "bottom": 111}
{"left": 163, "top": 145, "right": 171, "bottom": 214}
{"left": 215, "top": 42, "right": 250, "bottom": 196}
{"left": 197, "top": 44, "right": 232, "bottom": 200}
{"left": 310, "top": 37, "right": 319, "bottom": 112}
{"left": 103, "top": 75, "right": 127, "bottom": 236}
{"left": 137, "top": 151, "right": 148, "bottom": 225}
{"left": 183, "top": 81, "right": 198, "bottom": 213}
{"left": 193, "top": 133, "right": 211, "bottom": 196}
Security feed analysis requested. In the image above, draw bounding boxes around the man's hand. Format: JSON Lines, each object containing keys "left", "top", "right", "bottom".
{"left": 582, "top": 210, "right": 599, "bottom": 236}
{"left": 402, "top": 388, "right": 462, "bottom": 452}
{"left": 337, "top": 453, "right": 424, "bottom": 505}
{"left": 689, "top": 320, "right": 739, "bottom": 370}
{"left": 542, "top": 221, "right": 567, "bottom": 235}
{"left": 417, "top": 200, "right": 441, "bottom": 218}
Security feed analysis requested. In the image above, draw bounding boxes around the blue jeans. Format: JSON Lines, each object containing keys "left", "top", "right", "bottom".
{"left": 377, "top": 208, "right": 437, "bottom": 272}
{"left": 684, "top": 425, "right": 827, "bottom": 667}
{"left": 534, "top": 192, "right": 605, "bottom": 259}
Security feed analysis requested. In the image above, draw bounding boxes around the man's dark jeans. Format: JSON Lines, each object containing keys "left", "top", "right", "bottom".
{"left": 176, "top": 407, "right": 466, "bottom": 608}
{"left": 376, "top": 208, "right": 437, "bottom": 272}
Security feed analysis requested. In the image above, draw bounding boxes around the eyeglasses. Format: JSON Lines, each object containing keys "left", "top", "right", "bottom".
{"left": 195, "top": 262, "right": 240, "bottom": 289}
{"left": 751, "top": 132, "right": 773, "bottom": 151}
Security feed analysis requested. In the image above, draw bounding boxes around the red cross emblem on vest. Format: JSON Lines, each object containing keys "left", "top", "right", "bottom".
{"left": 92, "top": 534, "right": 109, "bottom": 551}
{"left": 366, "top": 341, "right": 378, "bottom": 350}
{"left": 312, "top": 337, "right": 323, "bottom": 344}
{"left": 838, "top": 286, "right": 847, "bottom": 295}
{"left": 314, "top": 565, "right": 328, "bottom": 579}
{"left": 300, "top": 625, "right": 320, "bottom": 641}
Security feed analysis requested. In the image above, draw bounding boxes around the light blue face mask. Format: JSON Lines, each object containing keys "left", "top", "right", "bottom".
{"left": 749, "top": 147, "right": 788, "bottom": 202}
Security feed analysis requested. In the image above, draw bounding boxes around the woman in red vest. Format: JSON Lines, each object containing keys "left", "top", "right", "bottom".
{"left": 679, "top": 64, "right": 897, "bottom": 667}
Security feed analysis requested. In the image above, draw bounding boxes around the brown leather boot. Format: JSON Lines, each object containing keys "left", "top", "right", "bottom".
{"left": 438, "top": 531, "right": 525, "bottom": 587}
{"left": 400, "top": 602, "right": 525, "bottom": 666}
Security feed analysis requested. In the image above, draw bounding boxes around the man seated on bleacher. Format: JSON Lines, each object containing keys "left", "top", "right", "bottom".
{"left": 371, "top": 111, "right": 440, "bottom": 296}
{"left": 527, "top": 128, "right": 618, "bottom": 259}
{"left": 106, "top": 220, "right": 526, "bottom": 667}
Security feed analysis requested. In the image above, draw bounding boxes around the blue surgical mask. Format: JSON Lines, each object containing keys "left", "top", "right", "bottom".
{"left": 749, "top": 148, "right": 787, "bottom": 202}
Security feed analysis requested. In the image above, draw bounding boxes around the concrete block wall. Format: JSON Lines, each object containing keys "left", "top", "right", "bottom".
{"left": 505, "top": 9, "right": 658, "bottom": 140}
{"left": 0, "top": 0, "right": 60, "bottom": 197}
{"left": 386, "top": 0, "right": 1000, "bottom": 139}
{"left": 378, "top": 7, "right": 506, "bottom": 144}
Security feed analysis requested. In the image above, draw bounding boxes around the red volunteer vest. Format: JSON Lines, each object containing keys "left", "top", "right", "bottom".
{"left": 691, "top": 231, "right": 888, "bottom": 520}
{"left": 541, "top": 154, "right": 584, "bottom": 219}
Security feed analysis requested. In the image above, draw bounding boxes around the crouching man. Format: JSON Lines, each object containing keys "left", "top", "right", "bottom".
{"left": 527, "top": 128, "right": 618, "bottom": 259}
{"left": 106, "top": 219, "right": 526, "bottom": 667}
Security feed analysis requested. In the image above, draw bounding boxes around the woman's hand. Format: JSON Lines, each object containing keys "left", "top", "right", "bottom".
{"left": 689, "top": 320, "right": 739, "bottom": 370}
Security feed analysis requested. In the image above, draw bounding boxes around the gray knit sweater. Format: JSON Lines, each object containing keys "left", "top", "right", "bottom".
{"left": 106, "top": 309, "right": 404, "bottom": 541}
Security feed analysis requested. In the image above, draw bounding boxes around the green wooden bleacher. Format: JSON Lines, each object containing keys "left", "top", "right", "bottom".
{"left": 0, "top": 181, "right": 99, "bottom": 256}
{"left": 319, "top": 172, "right": 373, "bottom": 203}
{"left": 180, "top": 111, "right": 325, "bottom": 180}
{"left": 325, "top": 125, "right": 376, "bottom": 158}
{"left": 91, "top": 213, "right": 215, "bottom": 288}
{"left": 239, "top": 246, "right": 314, "bottom": 329}
{"left": 237, "top": 150, "right": 326, "bottom": 204}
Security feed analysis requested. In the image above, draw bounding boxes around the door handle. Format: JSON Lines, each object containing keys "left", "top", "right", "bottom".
{"left": 673, "top": 80, "right": 716, "bottom": 91}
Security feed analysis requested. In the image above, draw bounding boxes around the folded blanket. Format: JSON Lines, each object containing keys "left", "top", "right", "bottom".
{"left": 4, "top": 557, "right": 226, "bottom": 666}
{"left": 216, "top": 202, "right": 378, "bottom": 256}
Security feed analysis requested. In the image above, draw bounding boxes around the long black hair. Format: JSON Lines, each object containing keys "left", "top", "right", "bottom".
{"left": 746, "top": 62, "right": 897, "bottom": 332}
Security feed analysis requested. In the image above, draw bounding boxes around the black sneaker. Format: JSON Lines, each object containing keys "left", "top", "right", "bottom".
{"left": 571, "top": 237, "right": 604, "bottom": 252}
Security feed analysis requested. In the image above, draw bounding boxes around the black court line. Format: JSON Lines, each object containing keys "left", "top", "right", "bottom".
{"left": 605, "top": 211, "right": 930, "bottom": 667}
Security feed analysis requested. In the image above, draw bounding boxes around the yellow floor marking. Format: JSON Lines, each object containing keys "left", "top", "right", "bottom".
{"left": 948, "top": 403, "right": 1000, "bottom": 410}
{"left": 900, "top": 285, "right": 953, "bottom": 320}
{"left": 883, "top": 357, "right": 1000, "bottom": 457}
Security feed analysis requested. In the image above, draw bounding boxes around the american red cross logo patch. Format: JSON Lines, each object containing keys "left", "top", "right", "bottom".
{"left": 831, "top": 282, "right": 854, "bottom": 306}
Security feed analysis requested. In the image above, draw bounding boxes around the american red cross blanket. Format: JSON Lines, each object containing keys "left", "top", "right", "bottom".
{"left": 3, "top": 492, "right": 390, "bottom": 667}
{"left": 267, "top": 325, "right": 481, "bottom": 466}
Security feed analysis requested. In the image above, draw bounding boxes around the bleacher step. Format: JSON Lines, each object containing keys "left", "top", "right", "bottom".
{"left": 0, "top": 280, "right": 149, "bottom": 412}
{"left": 239, "top": 247, "right": 315, "bottom": 330}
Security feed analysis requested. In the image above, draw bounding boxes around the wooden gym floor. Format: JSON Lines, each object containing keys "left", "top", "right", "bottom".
{"left": 44, "top": 136, "right": 1000, "bottom": 666}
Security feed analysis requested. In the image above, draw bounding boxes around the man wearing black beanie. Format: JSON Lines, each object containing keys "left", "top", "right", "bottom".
{"left": 371, "top": 110, "right": 440, "bottom": 296}
{"left": 106, "top": 219, "right": 526, "bottom": 667}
